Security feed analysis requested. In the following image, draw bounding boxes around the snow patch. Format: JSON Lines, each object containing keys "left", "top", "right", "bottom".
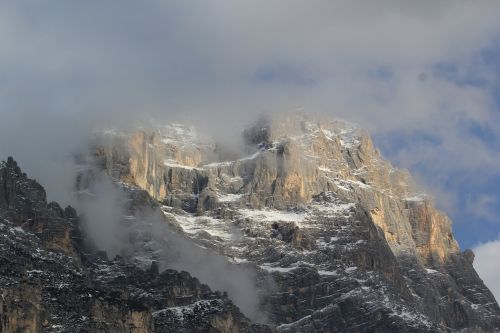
{"left": 230, "top": 257, "right": 249, "bottom": 264}
{"left": 163, "top": 159, "right": 201, "bottom": 171}
{"left": 13, "top": 226, "right": 26, "bottom": 233}
{"left": 260, "top": 264, "right": 297, "bottom": 273}
{"left": 403, "top": 194, "right": 427, "bottom": 202}
{"left": 239, "top": 150, "right": 262, "bottom": 161}
{"left": 218, "top": 193, "right": 244, "bottom": 203}
{"left": 345, "top": 266, "right": 358, "bottom": 273}
{"left": 203, "top": 150, "right": 262, "bottom": 168}
{"left": 277, "top": 315, "right": 312, "bottom": 330}
{"left": 162, "top": 210, "right": 231, "bottom": 241}
{"left": 153, "top": 299, "right": 224, "bottom": 321}
{"left": 309, "top": 201, "right": 355, "bottom": 218}
{"left": 239, "top": 209, "right": 306, "bottom": 223}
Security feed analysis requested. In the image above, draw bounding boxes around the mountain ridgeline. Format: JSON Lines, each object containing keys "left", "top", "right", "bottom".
{"left": 1, "top": 113, "right": 499, "bottom": 332}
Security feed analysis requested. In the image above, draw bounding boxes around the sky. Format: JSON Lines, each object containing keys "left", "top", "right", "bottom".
{"left": 0, "top": 1, "right": 499, "bottom": 300}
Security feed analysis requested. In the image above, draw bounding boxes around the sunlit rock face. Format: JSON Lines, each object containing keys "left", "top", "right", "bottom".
{"left": 94, "top": 112, "right": 500, "bottom": 332}
{"left": 3, "top": 112, "right": 497, "bottom": 332}
{"left": 103, "top": 113, "right": 459, "bottom": 264}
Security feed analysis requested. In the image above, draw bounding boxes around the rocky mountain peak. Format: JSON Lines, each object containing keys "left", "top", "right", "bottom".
{"left": 243, "top": 112, "right": 361, "bottom": 147}
{"left": 2, "top": 114, "right": 499, "bottom": 332}
{"left": 85, "top": 113, "right": 500, "bottom": 331}
{"left": 0, "top": 156, "right": 46, "bottom": 212}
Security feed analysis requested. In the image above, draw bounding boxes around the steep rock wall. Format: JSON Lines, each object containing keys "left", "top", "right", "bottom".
{"left": 92, "top": 113, "right": 500, "bottom": 332}
{"left": 104, "top": 114, "right": 460, "bottom": 265}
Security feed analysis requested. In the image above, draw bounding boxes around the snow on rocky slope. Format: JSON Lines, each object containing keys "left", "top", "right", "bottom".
{"left": 92, "top": 112, "right": 500, "bottom": 332}
{"left": 0, "top": 157, "right": 265, "bottom": 333}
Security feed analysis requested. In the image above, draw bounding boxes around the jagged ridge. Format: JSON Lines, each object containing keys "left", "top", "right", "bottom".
{"left": 94, "top": 112, "right": 500, "bottom": 332}
{"left": 0, "top": 158, "right": 263, "bottom": 333}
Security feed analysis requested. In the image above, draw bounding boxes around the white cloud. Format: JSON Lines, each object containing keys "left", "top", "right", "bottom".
{"left": 474, "top": 239, "right": 500, "bottom": 303}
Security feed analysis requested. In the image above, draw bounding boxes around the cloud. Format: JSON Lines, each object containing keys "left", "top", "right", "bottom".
{"left": 1, "top": 0, "right": 500, "bottom": 300}
{"left": 75, "top": 169, "right": 268, "bottom": 322}
{"left": 1, "top": 1, "right": 500, "bottom": 118}
{"left": 77, "top": 173, "right": 127, "bottom": 259}
{"left": 64, "top": 158, "right": 268, "bottom": 321}
{"left": 466, "top": 194, "right": 498, "bottom": 222}
{"left": 474, "top": 238, "right": 500, "bottom": 303}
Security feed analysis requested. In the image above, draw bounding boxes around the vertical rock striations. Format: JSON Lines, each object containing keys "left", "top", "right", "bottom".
{"left": 2, "top": 111, "right": 498, "bottom": 332}
{"left": 93, "top": 112, "right": 500, "bottom": 332}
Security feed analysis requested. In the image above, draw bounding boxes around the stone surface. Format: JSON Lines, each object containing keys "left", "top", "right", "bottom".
{"left": 0, "top": 158, "right": 260, "bottom": 333}
{"left": 92, "top": 112, "right": 500, "bottom": 332}
{"left": 2, "top": 112, "right": 500, "bottom": 332}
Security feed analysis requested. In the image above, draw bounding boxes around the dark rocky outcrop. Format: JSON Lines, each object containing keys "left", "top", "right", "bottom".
{"left": 0, "top": 158, "right": 262, "bottom": 333}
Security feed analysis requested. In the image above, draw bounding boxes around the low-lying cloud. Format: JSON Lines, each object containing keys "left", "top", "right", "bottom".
{"left": 75, "top": 169, "right": 268, "bottom": 322}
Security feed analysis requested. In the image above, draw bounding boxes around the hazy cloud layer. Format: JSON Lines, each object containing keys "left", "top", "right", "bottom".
{"left": 474, "top": 238, "right": 500, "bottom": 303}
{"left": 1, "top": 0, "right": 500, "bottom": 294}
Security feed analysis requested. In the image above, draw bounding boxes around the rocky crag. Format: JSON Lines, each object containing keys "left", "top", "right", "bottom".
{"left": 0, "top": 157, "right": 264, "bottom": 333}
{"left": 94, "top": 113, "right": 500, "bottom": 332}
{"left": 2, "top": 112, "right": 500, "bottom": 333}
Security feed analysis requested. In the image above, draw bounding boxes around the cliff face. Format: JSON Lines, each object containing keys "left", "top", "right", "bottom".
{"left": 0, "top": 158, "right": 258, "bottom": 333}
{"left": 105, "top": 114, "right": 460, "bottom": 265}
{"left": 2, "top": 112, "right": 499, "bottom": 332}
{"left": 95, "top": 113, "right": 500, "bottom": 332}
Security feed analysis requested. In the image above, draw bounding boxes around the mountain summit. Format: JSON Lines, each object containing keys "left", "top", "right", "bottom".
{"left": 1, "top": 113, "right": 499, "bottom": 332}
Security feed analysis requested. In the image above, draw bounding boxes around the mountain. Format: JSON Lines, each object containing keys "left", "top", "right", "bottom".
{"left": 1, "top": 112, "right": 499, "bottom": 332}
{"left": 0, "top": 157, "right": 265, "bottom": 332}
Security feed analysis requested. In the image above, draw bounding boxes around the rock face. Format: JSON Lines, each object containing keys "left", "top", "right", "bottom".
{"left": 94, "top": 112, "right": 500, "bottom": 332}
{"left": 2, "top": 112, "right": 500, "bottom": 333}
{"left": 0, "top": 158, "right": 258, "bottom": 333}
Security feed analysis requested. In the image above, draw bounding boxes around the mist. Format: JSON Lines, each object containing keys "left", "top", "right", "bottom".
{"left": 76, "top": 172, "right": 127, "bottom": 259}
{"left": 149, "top": 215, "right": 270, "bottom": 323}
{"left": 73, "top": 167, "right": 269, "bottom": 322}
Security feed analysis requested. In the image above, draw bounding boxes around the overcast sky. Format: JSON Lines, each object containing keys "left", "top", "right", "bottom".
{"left": 0, "top": 0, "right": 499, "bottom": 300}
